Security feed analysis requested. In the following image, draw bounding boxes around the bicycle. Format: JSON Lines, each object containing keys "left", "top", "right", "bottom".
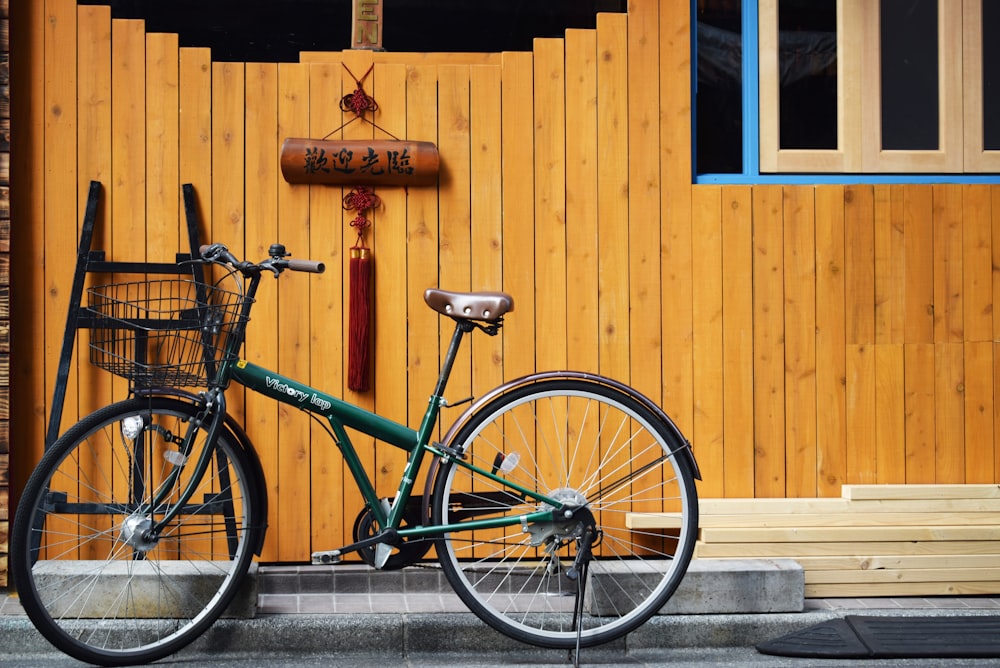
{"left": 12, "top": 242, "right": 700, "bottom": 667}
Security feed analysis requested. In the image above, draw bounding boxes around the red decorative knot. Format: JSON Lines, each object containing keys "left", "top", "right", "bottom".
{"left": 344, "top": 186, "right": 380, "bottom": 243}
{"left": 340, "top": 63, "right": 378, "bottom": 117}
{"left": 351, "top": 214, "right": 371, "bottom": 233}
{"left": 343, "top": 186, "right": 380, "bottom": 214}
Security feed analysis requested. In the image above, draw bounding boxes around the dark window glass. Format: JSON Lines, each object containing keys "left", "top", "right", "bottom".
{"left": 984, "top": 0, "right": 999, "bottom": 151}
{"left": 76, "top": 0, "right": 625, "bottom": 61}
{"left": 695, "top": 0, "right": 742, "bottom": 174}
{"left": 880, "top": 0, "right": 938, "bottom": 150}
{"left": 777, "top": 0, "right": 837, "bottom": 150}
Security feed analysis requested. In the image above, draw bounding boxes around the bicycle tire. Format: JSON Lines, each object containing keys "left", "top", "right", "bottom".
{"left": 11, "top": 397, "right": 262, "bottom": 666}
{"left": 430, "top": 377, "right": 698, "bottom": 649}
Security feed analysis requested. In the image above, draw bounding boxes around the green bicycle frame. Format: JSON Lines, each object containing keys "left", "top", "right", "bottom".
{"left": 229, "top": 353, "right": 564, "bottom": 545}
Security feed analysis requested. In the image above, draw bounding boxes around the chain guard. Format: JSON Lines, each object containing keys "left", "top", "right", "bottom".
{"left": 352, "top": 499, "right": 431, "bottom": 570}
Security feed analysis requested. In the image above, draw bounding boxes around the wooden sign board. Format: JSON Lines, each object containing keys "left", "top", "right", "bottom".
{"left": 352, "top": 0, "right": 384, "bottom": 50}
{"left": 280, "top": 138, "right": 439, "bottom": 186}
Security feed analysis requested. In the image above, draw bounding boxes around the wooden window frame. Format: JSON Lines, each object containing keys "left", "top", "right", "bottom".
{"left": 963, "top": 0, "right": 1000, "bottom": 171}
{"left": 759, "top": 0, "right": 996, "bottom": 174}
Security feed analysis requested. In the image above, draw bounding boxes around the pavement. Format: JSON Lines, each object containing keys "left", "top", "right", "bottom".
{"left": 5, "top": 563, "right": 1000, "bottom": 666}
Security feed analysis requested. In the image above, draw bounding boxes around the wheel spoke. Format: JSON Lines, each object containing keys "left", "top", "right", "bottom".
{"left": 432, "top": 378, "right": 697, "bottom": 649}
{"left": 12, "top": 398, "right": 258, "bottom": 665}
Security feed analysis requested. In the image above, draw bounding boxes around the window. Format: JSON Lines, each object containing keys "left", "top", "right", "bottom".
{"left": 696, "top": 0, "right": 1000, "bottom": 177}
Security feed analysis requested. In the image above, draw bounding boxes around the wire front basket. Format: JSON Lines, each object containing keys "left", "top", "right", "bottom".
{"left": 87, "top": 278, "right": 251, "bottom": 388}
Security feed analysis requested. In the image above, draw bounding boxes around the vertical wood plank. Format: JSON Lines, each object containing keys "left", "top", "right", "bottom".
{"left": 721, "top": 185, "right": 754, "bottom": 497}
{"left": 934, "top": 342, "right": 965, "bottom": 483}
{"left": 405, "top": 63, "right": 441, "bottom": 425}
{"left": 932, "top": 184, "right": 963, "bottom": 342}
{"left": 500, "top": 53, "right": 534, "bottom": 380}
{"left": 996, "top": 342, "right": 1000, "bottom": 483}
{"left": 783, "top": 186, "right": 817, "bottom": 496}
{"left": 110, "top": 18, "right": 145, "bottom": 412}
{"left": 963, "top": 184, "right": 993, "bottom": 342}
{"left": 373, "top": 62, "right": 410, "bottom": 498}
{"left": 659, "top": 0, "right": 694, "bottom": 438}
{"left": 752, "top": 185, "right": 786, "bottom": 496}
{"left": 342, "top": 54, "right": 379, "bottom": 540}
{"left": 904, "top": 343, "right": 936, "bottom": 482}
{"left": 104, "top": 17, "right": 146, "bottom": 532}
{"left": 469, "top": 64, "right": 504, "bottom": 391}
{"left": 874, "top": 184, "right": 905, "bottom": 343}
{"left": 45, "top": 1, "right": 84, "bottom": 564}
{"left": 904, "top": 185, "right": 934, "bottom": 343}
{"left": 564, "top": 29, "right": 599, "bottom": 375}
{"left": 179, "top": 47, "right": 212, "bottom": 197}
{"left": 815, "top": 185, "right": 847, "bottom": 494}
{"left": 275, "top": 62, "right": 311, "bottom": 561}
{"left": 145, "top": 31, "right": 179, "bottom": 263}
{"left": 995, "top": 186, "right": 1000, "bottom": 342}
{"left": 691, "top": 185, "right": 723, "bottom": 497}
{"left": 111, "top": 18, "right": 146, "bottom": 259}
{"left": 844, "top": 185, "right": 875, "bottom": 344}
{"left": 242, "top": 61, "right": 280, "bottom": 562}
{"left": 211, "top": 62, "right": 245, "bottom": 257}
{"left": 438, "top": 62, "right": 473, "bottom": 398}
{"left": 310, "top": 60, "right": 347, "bottom": 553}
{"left": 43, "top": 0, "right": 78, "bottom": 447}
{"left": 964, "top": 341, "right": 994, "bottom": 482}
{"left": 596, "top": 13, "right": 629, "bottom": 382}
{"left": 211, "top": 61, "right": 246, "bottom": 445}
{"left": 846, "top": 344, "right": 876, "bottom": 483}
{"left": 532, "top": 39, "right": 567, "bottom": 372}
{"left": 10, "top": 0, "right": 48, "bottom": 498}
{"left": 76, "top": 4, "right": 112, "bottom": 419}
{"left": 874, "top": 343, "right": 906, "bottom": 483}
{"left": 627, "top": 0, "right": 661, "bottom": 402}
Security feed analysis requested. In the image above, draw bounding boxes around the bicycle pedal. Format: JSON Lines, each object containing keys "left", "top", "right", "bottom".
{"left": 311, "top": 549, "right": 343, "bottom": 565}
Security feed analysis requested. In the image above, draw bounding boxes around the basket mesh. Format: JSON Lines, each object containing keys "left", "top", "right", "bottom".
{"left": 86, "top": 278, "right": 250, "bottom": 387}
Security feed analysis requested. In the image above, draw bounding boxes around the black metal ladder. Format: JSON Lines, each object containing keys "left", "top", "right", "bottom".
{"left": 45, "top": 180, "right": 206, "bottom": 449}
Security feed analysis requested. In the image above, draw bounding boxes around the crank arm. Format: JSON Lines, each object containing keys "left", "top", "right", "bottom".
{"left": 311, "top": 528, "right": 399, "bottom": 565}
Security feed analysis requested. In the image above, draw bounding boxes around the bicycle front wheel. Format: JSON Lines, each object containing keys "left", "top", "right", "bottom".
{"left": 11, "top": 397, "right": 262, "bottom": 666}
{"left": 430, "top": 377, "right": 698, "bottom": 649}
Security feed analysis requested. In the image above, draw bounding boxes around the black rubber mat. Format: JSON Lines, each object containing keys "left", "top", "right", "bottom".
{"left": 757, "top": 615, "right": 1000, "bottom": 659}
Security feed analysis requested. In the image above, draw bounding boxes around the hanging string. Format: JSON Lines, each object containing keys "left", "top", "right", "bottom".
{"left": 340, "top": 63, "right": 379, "bottom": 116}
{"left": 323, "top": 63, "right": 401, "bottom": 141}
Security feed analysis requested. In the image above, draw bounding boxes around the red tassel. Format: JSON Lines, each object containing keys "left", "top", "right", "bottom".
{"left": 348, "top": 246, "right": 373, "bottom": 392}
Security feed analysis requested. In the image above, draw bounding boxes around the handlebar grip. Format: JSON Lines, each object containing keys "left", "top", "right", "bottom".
{"left": 286, "top": 258, "right": 326, "bottom": 274}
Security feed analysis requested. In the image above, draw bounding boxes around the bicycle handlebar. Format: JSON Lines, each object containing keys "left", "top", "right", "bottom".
{"left": 199, "top": 243, "right": 326, "bottom": 276}
{"left": 284, "top": 257, "right": 327, "bottom": 273}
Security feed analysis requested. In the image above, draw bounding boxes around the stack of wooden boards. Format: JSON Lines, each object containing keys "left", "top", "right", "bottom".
{"left": 627, "top": 484, "right": 1000, "bottom": 598}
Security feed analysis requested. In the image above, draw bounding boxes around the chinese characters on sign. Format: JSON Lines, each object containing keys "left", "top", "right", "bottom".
{"left": 280, "top": 139, "right": 440, "bottom": 186}
{"left": 352, "top": 0, "right": 383, "bottom": 50}
{"left": 304, "top": 145, "right": 413, "bottom": 178}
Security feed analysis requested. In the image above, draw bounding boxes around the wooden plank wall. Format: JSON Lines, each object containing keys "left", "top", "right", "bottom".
{"left": 5, "top": 0, "right": 1000, "bottom": 575}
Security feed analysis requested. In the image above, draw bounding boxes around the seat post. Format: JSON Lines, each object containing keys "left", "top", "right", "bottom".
{"left": 432, "top": 319, "right": 474, "bottom": 400}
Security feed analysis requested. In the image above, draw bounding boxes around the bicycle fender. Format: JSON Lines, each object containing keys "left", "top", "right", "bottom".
{"left": 222, "top": 413, "right": 270, "bottom": 556}
{"left": 436, "top": 371, "right": 701, "bottom": 481}
{"left": 135, "top": 388, "right": 270, "bottom": 555}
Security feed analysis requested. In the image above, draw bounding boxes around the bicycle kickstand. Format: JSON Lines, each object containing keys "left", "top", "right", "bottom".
{"left": 567, "top": 521, "right": 598, "bottom": 668}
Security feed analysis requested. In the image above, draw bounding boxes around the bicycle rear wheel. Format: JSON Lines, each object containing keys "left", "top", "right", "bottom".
{"left": 430, "top": 377, "right": 698, "bottom": 649}
{"left": 11, "top": 397, "right": 262, "bottom": 666}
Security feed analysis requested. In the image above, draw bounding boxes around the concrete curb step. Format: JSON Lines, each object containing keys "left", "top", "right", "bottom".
{"left": 255, "top": 557, "right": 808, "bottom": 615}
{"left": 6, "top": 608, "right": 1000, "bottom": 659}
{"left": 1, "top": 558, "right": 811, "bottom": 658}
